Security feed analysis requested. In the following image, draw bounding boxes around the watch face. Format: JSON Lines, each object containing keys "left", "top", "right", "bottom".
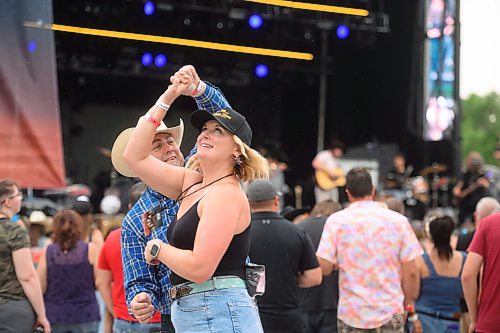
{"left": 150, "top": 244, "right": 159, "bottom": 258}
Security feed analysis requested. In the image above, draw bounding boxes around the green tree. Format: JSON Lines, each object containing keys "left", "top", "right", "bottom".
{"left": 461, "top": 92, "right": 500, "bottom": 166}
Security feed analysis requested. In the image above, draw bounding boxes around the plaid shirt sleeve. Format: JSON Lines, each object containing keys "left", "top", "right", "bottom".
{"left": 121, "top": 191, "right": 163, "bottom": 311}
{"left": 186, "top": 81, "right": 232, "bottom": 159}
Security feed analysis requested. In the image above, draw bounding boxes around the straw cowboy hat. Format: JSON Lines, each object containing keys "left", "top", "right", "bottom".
{"left": 28, "top": 210, "right": 52, "bottom": 233}
{"left": 111, "top": 119, "right": 184, "bottom": 177}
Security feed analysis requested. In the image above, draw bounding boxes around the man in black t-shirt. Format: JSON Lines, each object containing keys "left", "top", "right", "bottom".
{"left": 247, "top": 180, "right": 322, "bottom": 333}
{"left": 453, "top": 152, "right": 490, "bottom": 225}
{"left": 299, "top": 200, "right": 342, "bottom": 333}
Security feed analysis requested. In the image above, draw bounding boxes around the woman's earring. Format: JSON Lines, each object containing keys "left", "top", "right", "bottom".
{"left": 234, "top": 155, "right": 243, "bottom": 166}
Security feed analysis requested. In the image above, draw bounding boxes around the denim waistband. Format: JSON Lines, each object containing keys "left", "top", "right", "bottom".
{"left": 416, "top": 305, "right": 460, "bottom": 322}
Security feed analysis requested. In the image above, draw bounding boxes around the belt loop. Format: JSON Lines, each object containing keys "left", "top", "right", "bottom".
{"left": 213, "top": 276, "right": 218, "bottom": 290}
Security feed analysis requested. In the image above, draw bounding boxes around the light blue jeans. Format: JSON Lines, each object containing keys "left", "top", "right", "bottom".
{"left": 170, "top": 287, "right": 264, "bottom": 333}
{"left": 113, "top": 318, "right": 161, "bottom": 333}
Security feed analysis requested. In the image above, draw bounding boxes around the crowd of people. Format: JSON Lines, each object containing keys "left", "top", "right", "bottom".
{"left": 1, "top": 65, "right": 499, "bottom": 333}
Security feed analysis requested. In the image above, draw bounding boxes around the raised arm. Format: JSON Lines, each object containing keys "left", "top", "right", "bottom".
{"left": 123, "top": 76, "right": 193, "bottom": 199}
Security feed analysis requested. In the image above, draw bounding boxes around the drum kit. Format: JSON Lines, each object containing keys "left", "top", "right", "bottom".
{"left": 381, "top": 163, "right": 450, "bottom": 210}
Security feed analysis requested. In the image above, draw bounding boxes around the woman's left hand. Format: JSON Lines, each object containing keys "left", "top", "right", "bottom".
{"left": 144, "top": 239, "right": 163, "bottom": 265}
{"left": 36, "top": 314, "right": 51, "bottom": 333}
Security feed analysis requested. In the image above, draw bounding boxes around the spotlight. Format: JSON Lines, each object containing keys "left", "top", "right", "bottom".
{"left": 255, "top": 64, "right": 268, "bottom": 78}
{"left": 141, "top": 52, "right": 153, "bottom": 66}
{"left": 27, "top": 40, "right": 37, "bottom": 53}
{"left": 248, "top": 14, "right": 263, "bottom": 29}
{"left": 144, "top": 1, "right": 155, "bottom": 16}
{"left": 336, "top": 25, "right": 349, "bottom": 39}
{"left": 154, "top": 54, "right": 167, "bottom": 67}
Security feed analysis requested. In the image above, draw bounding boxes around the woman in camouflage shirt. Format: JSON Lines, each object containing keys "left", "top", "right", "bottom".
{"left": 0, "top": 179, "right": 50, "bottom": 333}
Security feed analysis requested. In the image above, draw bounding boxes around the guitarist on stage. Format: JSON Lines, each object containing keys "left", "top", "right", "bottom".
{"left": 453, "top": 152, "right": 490, "bottom": 225}
{"left": 312, "top": 140, "right": 346, "bottom": 203}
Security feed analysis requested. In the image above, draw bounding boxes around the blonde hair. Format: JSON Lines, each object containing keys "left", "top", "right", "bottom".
{"left": 186, "top": 135, "right": 270, "bottom": 182}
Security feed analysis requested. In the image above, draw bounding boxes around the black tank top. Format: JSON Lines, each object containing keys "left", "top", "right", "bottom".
{"left": 167, "top": 199, "right": 250, "bottom": 285}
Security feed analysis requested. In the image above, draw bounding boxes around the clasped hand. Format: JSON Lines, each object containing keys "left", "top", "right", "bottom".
{"left": 168, "top": 65, "right": 200, "bottom": 96}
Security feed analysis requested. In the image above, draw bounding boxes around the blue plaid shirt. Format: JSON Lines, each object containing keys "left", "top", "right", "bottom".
{"left": 121, "top": 82, "right": 231, "bottom": 315}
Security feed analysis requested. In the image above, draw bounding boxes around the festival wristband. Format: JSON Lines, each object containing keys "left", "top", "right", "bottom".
{"left": 145, "top": 114, "right": 160, "bottom": 128}
{"left": 155, "top": 99, "right": 170, "bottom": 112}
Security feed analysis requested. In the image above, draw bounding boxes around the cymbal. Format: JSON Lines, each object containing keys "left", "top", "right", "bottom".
{"left": 420, "top": 164, "right": 448, "bottom": 176}
{"left": 97, "top": 146, "right": 112, "bottom": 158}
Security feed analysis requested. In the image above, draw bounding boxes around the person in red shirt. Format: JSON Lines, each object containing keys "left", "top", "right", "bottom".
{"left": 96, "top": 182, "right": 161, "bottom": 332}
{"left": 462, "top": 210, "right": 500, "bottom": 333}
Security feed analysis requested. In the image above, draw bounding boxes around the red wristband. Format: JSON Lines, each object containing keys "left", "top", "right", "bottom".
{"left": 405, "top": 303, "right": 415, "bottom": 313}
{"left": 145, "top": 115, "right": 160, "bottom": 128}
{"left": 190, "top": 82, "right": 201, "bottom": 97}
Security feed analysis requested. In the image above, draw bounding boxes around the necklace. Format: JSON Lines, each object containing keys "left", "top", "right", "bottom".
{"left": 176, "top": 173, "right": 234, "bottom": 203}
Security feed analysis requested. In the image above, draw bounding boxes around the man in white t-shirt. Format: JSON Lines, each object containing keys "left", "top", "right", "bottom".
{"left": 312, "top": 141, "right": 345, "bottom": 203}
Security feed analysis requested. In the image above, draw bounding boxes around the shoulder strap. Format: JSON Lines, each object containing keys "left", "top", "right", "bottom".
{"left": 422, "top": 252, "right": 438, "bottom": 276}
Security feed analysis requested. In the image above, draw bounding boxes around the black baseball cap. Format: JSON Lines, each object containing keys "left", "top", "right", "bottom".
{"left": 190, "top": 108, "right": 252, "bottom": 146}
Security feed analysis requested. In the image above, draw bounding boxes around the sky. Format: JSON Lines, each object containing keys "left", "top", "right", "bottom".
{"left": 460, "top": 0, "right": 500, "bottom": 97}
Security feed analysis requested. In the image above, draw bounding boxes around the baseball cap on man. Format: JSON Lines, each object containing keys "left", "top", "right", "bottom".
{"left": 190, "top": 108, "right": 252, "bottom": 146}
{"left": 246, "top": 179, "right": 280, "bottom": 202}
{"left": 111, "top": 119, "right": 184, "bottom": 177}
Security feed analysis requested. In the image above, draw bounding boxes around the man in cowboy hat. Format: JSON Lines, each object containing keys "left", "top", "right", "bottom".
{"left": 116, "top": 65, "right": 233, "bottom": 333}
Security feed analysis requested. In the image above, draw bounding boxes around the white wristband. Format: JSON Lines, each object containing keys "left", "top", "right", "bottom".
{"left": 155, "top": 100, "right": 170, "bottom": 111}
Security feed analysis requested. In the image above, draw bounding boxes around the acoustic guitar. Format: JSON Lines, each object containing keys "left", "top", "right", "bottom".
{"left": 315, "top": 168, "right": 346, "bottom": 190}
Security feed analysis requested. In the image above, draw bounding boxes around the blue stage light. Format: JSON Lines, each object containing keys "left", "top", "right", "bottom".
{"left": 27, "top": 40, "right": 37, "bottom": 53}
{"left": 141, "top": 53, "right": 153, "bottom": 66}
{"left": 154, "top": 54, "right": 167, "bottom": 67}
{"left": 336, "top": 25, "right": 349, "bottom": 39}
{"left": 255, "top": 64, "right": 269, "bottom": 78}
{"left": 248, "top": 14, "right": 263, "bottom": 29}
{"left": 144, "top": 1, "right": 155, "bottom": 16}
